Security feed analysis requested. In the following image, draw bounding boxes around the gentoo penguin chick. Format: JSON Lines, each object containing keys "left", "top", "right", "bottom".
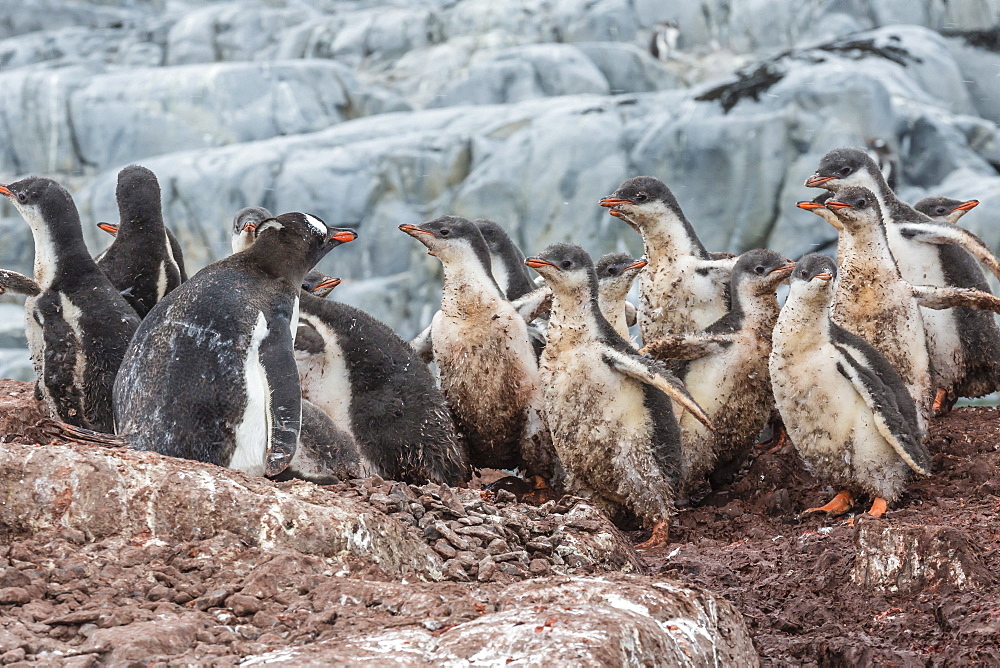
{"left": 594, "top": 252, "right": 645, "bottom": 341}
{"left": 641, "top": 250, "right": 794, "bottom": 493}
{"left": 473, "top": 219, "right": 536, "bottom": 300}
{"left": 0, "top": 178, "right": 140, "bottom": 432}
{"left": 770, "top": 254, "right": 930, "bottom": 518}
{"left": 274, "top": 399, "right": 363, "bottom": 485}
{"left": 400, "top": 216, "right": 558, "bottom": 488}
{"left": 301, "top": 270, "right": 340, "bottom": 298}
{"left": 94, "top": 166, "right": 186, "bottom": 318}
{"left": 292, "top": 273, "right": 471, "bottom": 486}
{"left": 807, "top": 147, "right": 1000, "bottom": 409}
{"left": 600, "top": 176, "right": 737, "bottom": 339}
{"left": 527, "top": 243, "right": 712, "bottom": 548}
{"left": 114, "top": 212, "right": 356, "bottom": 476}
{"left": 0, "top": 269, "right": 40, "bottom": 297}
{"left": 913, "top": 196, "right": 979, "bottom": 224}
{"left": 231, "top": 206, "right": 272, "bottom": 254}
{"left": 865, "top": 137, "right": 899, "bottom": 191}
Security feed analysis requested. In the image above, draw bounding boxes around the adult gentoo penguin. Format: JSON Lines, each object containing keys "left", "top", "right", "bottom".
{"left": 0, "top": 177, "right": 140, "bottom": 432}
{"left": 806, "top": 147, "right": 1000, "bottom": 410}
{"left": 770, "top": 254, "right": 930, "bottom": 518}
{"left": 114, "top": 212, "right": 356, "bottom": 476}
{"left": 913, "top": 196, "right": 979, "bottom": 224}
{"left": 399, "top": 216, "right": 558, "bottom": 489}
{"left": 94, "top": 166, "right": 186, "bottom": 318}
{"left": 595, "top": 252, "right": 644, "bottom": 341}
{"left": 641, "top": 249, "right": 794, "bottom": 493}
{"left": 599, "top": 176, "right": 737, "bottom": 339}
{"left": 527, "top": 244, "right": 711, "bottom": 548}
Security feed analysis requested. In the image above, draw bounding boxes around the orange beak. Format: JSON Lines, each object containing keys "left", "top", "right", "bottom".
{"left": 771, "top": 262, "right": 796, "bottom": 274}
{"left": 241, "top": 222, "right": 257, "bottom": 234}
{"left": 804, "top": 175, "right": 835, "bottom": 188}
{"left": 796, "top": 200, "right": 823, "bottom": 210}
{"left": 625, "top": 259, "right": 648, "bottom": 271}
{"left": 825, "top": 200, "right": 851, "bottom": 210}
{"left": 97, "top": 222, "right": 119, "bottom": 236}
{"left": 0, "top": 186, "right": 11, "bottom": 198}
{"left": 599, "top": 197, "right": 632, "bottom": 208}
{"left": 330, "top": 229, "right": 357, "bottom": 243}
{"left": 313, "top": 277, "right": 341, "bottom": 292}
{"left": 954, "top": 200, "right": 979, "bottom": 212}
{"left": 525, "top": 258, "right": 556, "bottom": 269}
{"left": 399, "top": 224, "right": 434, "bottom": 237}
{"left": 814, "top": 272, "right": 833, "bottom": 281}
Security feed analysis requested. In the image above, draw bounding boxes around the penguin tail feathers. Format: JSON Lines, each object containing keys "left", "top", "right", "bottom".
{"left": 39, "top": 420, "right": 126, "bottom": 448}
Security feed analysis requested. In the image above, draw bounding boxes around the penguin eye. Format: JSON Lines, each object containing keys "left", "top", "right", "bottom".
{"left": 439, "top": 228, "right": 450, "bottom": 237}
{"left": 608, "top": 267, "right": 619, "bottom": 276}
{"left": 935, "top": 207, "right": 947, "bottom": 216}
{"left": 560, "top": 260, "right": 572, "bottom": 269}
{"left": 754, "top": 265, "right": 765, "bottom": 275}
{"left": 634, "top": 193, "right": 648, "bottom": 203}
{"left": 856, "top": 198, "right": 867, "bottom": 208}
{"left": 839, "top": 166, "right": 851, "bottom": 176}
{"left": 16, "top": 192, "right": 27, "bottom": 204}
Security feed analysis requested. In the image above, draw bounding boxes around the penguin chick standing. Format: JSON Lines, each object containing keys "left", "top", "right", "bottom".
{"left": 599, "top": 176, "right": 736, "bottom": 339}
{"left": 641, "top": 250, "right": 794, "bottom": 493}
{"left": 913, "top": 196, "right": 979, "bottom": 225}
{"left": 96, "top": 165, "right": 186, "bottom": 317}
{"left": 473, "top": 219, "right": 537, "bottom": 300}
{"left": 770, "top": 254, "right": 930, "bottom": 518}
{"left": 595, "top": 252, "right": 645, "bottom": 341}
{"left": 400, "top": 216, "right": 558, "bottom": 486}
{"left": 807, "top": 147, "right": 1000, "bottom": 409}
{"left": 0, "top": 177, "right": 140, "bottom": 432}
{"left": 114, "top": 212, "right": 356, "bottom": 476}
{"left": 527, "top": 243, "right": 712, "bottom": 548}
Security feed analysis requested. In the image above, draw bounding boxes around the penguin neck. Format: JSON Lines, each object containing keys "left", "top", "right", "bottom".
{"left": 837, "top": 217, "right": 899, "bottom": 282}
{"left": 547, "top": 281, "right": 601, "bottom": 348}
{"left": 775, "top": 289, "right": 831, "bottom": 350}
{"left": 29, "top": 214, "right": 100, "bottom": 290}
{"left": 439, "top": 253, "right": 505, "bottom": 316}
{"left": 597, "top": 279, "right": 630, "bottom": 333}
{"left": 730, "top": 279, "right": 781, "bottom": 333}
{"left": 640, "top": 210, "right": 709, "bottom": 266}
{"left": 117, "top": 206, "right": 164, "bottom": 237}
{"left": 848, "top": 169, "right": 904, "bottom": 224}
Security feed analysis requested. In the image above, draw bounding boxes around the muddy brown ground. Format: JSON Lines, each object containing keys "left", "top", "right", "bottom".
{"left": 0, "top": 373, "right": 997, "bottom": 665}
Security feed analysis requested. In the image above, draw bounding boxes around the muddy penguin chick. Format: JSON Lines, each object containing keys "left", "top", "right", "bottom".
{"left": 399, "top": 216, "right": 558, "bottom": 489}
{"left": 595, "top": 252, "right": 645, "bottom": 341}
{"left": 0, "top": 177, "right": 140, "bottom": 432}
{"left": 913, "top": 196, "right": 979, "bottom": 225}
{"left": 473, "top": 218, "right": 536, "bottom": 301}
{"left": 600, "top": 176, "right": 736, "bottom": 340}
{"left": 114, "top": 212, "right": 356, "bottom": 476}
{"left": 807, "top": 147, "right": 1000, "bottom": 411}
{"left": 642, "top": 249, "right": 794, "bottom": 494}
{"left": 95, "top": 165, "right": 186, "bottom": 318}
{"left": 527, "top": 243, "right": 713, "bottom": 549}
{"left": 770, "top": 254, "right": 930, "bottom": 518}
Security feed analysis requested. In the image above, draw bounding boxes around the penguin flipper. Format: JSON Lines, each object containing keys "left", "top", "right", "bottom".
{"left": 897, "top": 221, "right": 1000, "bottom": 282}
{"left": 601, "top": 346, "right": 714, "bottom": 431}
{"left": 258, "top": 319, "right": 301, "bottom": 477}
{"left": 832, "top": 340, "right": 931, "bottom": 476}
{"left": 640, "top": 334, "right": 734, "bottom": 361}
{"left": 0, "top": 269, "right": 40, "bottom": 296}
{"left": 624, "top": 301, "right": 637, "bottom": 327}
{"left": 409, "top": 324, "right": 434, "bottom": 363}
{"left": 910, "top": 284, "right": 1000, "bottom": 314}
{"left": 698, "top": 255, "right": 739, "bottom": 274}
{"left": 511, "top": 287, "right": 553, "bottom": 323}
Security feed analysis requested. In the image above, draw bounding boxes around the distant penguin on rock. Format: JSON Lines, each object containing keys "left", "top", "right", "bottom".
{"left": 770, "top": 254, "right": 930, "bottom": 518}
{"left": 400, "top": 216, "right": 558, "bottom": 490}
{"left": 600, "top": 176, "right": 737, "bottom": 339}
{"left": 95, "top": 165, "right": 186, "bottom": 318}
{"left": 114, "top": 212, "right": 356, "bottom": 476}
{"left": 0, "top": 177, "right": 140, "bottom": 432}
{"left": 527, "top": 243, "right": 713, "bottom": 549}
{"left": 595, "top": 252, "right": 644, "bottom": 341}
{"left": 913, "top": 196, "right": 979, "bottom": 224}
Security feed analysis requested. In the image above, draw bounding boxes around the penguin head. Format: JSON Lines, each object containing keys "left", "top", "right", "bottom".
{"left": 913, "top": 196, "right": 977, "bottom": 223}
{"left": 0, "top": 177, "right": 80, "bottom": 234}
{"left": 732, "top": 249, "right": 794, "bottom": 297}
{"left": 116, "top": 165, "right": 162, "bottom": 230}
{"left": 805, "top": 147, "right": 881, "bottom": 192}
{"left": 301, "top": 269, "right": 341, "bottom": 299}
{"left": 596, "top": 252, "right": 646, "bottom": 293}
{"left": 251, "top": 212, "right": 357, "bottom": 280}
{"left": 231, "top": 206, "right": 273, "bottom": 254}
{"left": 599, "top": 176, "right": 683, "bottom": 231}
{"left": 399, "top": 216, "right": 493, "bottom": 270}
{"left": 525, "top": 243, "right": 597, "bottom": 298}
{"left": 788, "top": 253, "right": 837, "bottom": 303}
{"left": 473, "top": 219, "right": 520, "bottom": 257}
{"left": 824, "top": 186, "right": 884, "bottom": 232}
{"left": 795, "top": 191, "right": 842, "bottom": 229}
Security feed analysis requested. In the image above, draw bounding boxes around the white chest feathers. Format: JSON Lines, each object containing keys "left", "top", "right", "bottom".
{"left": 229, "top": 311, "right": 272, "bottom": 476}
{"left": 294, "top": 313, "right": 354, "bottom": 434}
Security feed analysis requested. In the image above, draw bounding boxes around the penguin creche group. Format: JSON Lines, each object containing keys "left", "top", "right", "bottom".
{"left": 770, "top": 254, "right": 930, "bottom": 517}
{"left": 114, "top": 212, "right": 356, "bottom": 476}
{"left": 528, "top": 243, "right": 712, "bottom": 548}
{"left": 0, "top": 177, "right": 140, "bottom": 432}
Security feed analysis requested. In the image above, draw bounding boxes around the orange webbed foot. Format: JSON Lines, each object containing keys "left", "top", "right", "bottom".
{"left": 635, "top": 522, "right": 670, "bottom": 551}
{"left": 866, "top": 497, "right": 888, "bottom": 518}
{"left": 805, "top": 490, "right": 854, "bottom": 517}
